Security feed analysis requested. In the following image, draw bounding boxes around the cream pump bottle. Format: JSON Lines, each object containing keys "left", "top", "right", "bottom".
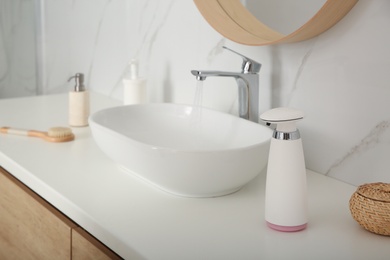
{"left": 68, "top": 73, "right": 89, "bottom": 127}
{"left": 260, "top": 107, "right": 308, "bottom": 232}
{"left": 123, "top": 59, "right": 146, "bottom": 105}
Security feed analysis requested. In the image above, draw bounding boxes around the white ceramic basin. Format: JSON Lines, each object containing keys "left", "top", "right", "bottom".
{"left": 89, "top": 103, "right": 272, "bottom": 197}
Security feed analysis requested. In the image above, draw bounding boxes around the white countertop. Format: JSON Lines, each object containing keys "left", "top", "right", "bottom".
{"left": 0, "top": 93, "right": 389, "bottom": 260}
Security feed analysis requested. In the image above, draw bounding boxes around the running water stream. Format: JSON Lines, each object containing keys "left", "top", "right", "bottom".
{"left": 191, "top": 80, "right": 204, "bottom": 125}
{"left": 193, "top": 80, "right": 203, "bottom": 108}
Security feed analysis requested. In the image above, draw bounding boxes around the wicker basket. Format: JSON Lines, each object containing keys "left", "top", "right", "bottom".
{"left": 349, "top": 182, "right": 390, "bottom": 236}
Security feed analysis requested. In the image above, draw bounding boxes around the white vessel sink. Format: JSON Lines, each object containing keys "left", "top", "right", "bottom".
{"left": 89, "top": 103, "right": 272, "bottom": 197}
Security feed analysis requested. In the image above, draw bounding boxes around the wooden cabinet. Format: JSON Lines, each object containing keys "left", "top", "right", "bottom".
{"left": 0, "top": 167, "right": 122, "bottom": 260}
{"left": 72, "top": 227, "right": 120, "bottom": 260}
{"left": 0, "top": 167, "right": 74, "bottom": 259}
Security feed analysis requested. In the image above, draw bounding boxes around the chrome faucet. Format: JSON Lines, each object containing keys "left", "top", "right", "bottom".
{"left": 191, "top": 46, "right": 261, "bottom": 123}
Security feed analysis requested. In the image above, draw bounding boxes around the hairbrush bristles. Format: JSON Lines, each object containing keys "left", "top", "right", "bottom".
{"left": 45, "top": 127, "right": 74, "bottom": 142}
{"left": 48, "top": 127, "right": 73, "bottom": 138}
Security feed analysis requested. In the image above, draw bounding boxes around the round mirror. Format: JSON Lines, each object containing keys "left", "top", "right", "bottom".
{"left": 242, "top": 0, "right": 326, "bottom": 35}
{"left": 194, "top": 0, "right": 358, "bottom": 46}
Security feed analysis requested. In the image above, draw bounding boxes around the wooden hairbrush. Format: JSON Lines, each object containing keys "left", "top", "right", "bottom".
{"left": 0, "top": 126, "right": 75, "bottom": 142}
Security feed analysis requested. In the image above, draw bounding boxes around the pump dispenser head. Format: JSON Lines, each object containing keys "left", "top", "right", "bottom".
{"left": 129, "top": 59, "right": 139, "bottom": 80}
{"left": 68, "top": 73, "right": 85, "bottom": 92}
{"left": 260, "top": 107, "right": 304, "bottom": 140}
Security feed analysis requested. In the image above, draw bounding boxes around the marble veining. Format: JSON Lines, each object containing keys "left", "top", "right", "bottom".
{"left": 326, "top": 120, "right": 390, "bottom": 183}
{"left": 0, "top": 0, "right": 37, "bottom": 98}
{"left": 137, "top": 1, "right": 175, "bottom": 60}
{"left": 290, "top": 39, "right": 317, "bottom": 104}
{"left": 105, "top": 0, "right": 176, "bottom": 99}
{"left": 86, "top": 0, "right": 112, "bottom": 87}
{"left": 207, "top": 38, "right": 226, "bottom": 64}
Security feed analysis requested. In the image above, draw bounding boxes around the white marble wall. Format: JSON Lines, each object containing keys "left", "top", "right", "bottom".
{"left": 281, "top": 1, "right": 390, "bottom": 185}
{"left": 0, "top": 0, "right": 37, "bottom": 98}
{"left": 18, "top": 0, "right": 390, "bottom": 186}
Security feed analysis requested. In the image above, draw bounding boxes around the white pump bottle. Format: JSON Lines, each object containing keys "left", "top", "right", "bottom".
{"left": 123, "top": 59, "right": 147, "bottom": 105}
{"left": 68, "top": 73, "right": 89, "bottom": 127}
{"left": 260, "top": 107, "right": 308, "bottom": 232}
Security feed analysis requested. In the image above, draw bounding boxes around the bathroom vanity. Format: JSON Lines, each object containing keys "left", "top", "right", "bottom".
{"left": 0, "top": 93, "right": 389, "bottom": 259}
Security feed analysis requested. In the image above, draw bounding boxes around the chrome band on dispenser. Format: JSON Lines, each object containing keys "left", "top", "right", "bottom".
{"left": 273, "top": 129, "right": 300, "bottom": 140}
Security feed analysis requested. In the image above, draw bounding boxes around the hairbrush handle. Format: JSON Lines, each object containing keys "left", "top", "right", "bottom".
{"left": 0, "top": 126, "right": 74, "bottom": 142}
{"left": 0, "top": 127, "right": 27, "bottom": 135}
{"left": 0, "top": 127, "right": 45, "bottom": 137}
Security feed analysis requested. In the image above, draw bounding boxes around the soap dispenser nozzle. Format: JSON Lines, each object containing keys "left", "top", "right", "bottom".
{"left": 68, "top": 73, "right": 85, "bottom": 92}
{"left": 261, "top": 107, "right": 304, "bottom": 140}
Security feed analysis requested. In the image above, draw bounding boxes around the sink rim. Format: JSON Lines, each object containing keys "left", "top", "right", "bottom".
{"left": 89, "top": 103, "right": 272, "bottom": 153}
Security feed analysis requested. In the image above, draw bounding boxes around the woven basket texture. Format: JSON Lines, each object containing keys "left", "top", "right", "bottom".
{"left": 349, "top": 182, "right": 390, "bottom": 236}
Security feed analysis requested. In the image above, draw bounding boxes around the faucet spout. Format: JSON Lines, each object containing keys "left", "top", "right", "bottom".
{"left": 191, "top": 69, "right": 259, "bottom": 123}
{"left": 191, "top": 70, "right": 243, "bottom": 80}
{"left": 191, "top": 47, "right": 261, "bottom": 123}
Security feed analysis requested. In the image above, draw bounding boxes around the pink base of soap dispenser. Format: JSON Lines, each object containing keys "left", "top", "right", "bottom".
{"left": 266, "top": 221, "right": 307, "bottom": 232}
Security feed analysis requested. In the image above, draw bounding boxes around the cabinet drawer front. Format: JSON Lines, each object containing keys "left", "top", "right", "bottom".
{"left": 0, "top": 167, "right": 75, "bottom": 259}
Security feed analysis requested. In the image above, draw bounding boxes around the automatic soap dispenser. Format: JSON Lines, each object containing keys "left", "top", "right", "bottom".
{"left": 260, "top": 107, "right": 308, "bottom": 232}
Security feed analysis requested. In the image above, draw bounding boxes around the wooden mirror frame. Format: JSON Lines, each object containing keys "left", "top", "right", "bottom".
{"left": 193, "top": 0, "right": 358, "bottom": 46}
